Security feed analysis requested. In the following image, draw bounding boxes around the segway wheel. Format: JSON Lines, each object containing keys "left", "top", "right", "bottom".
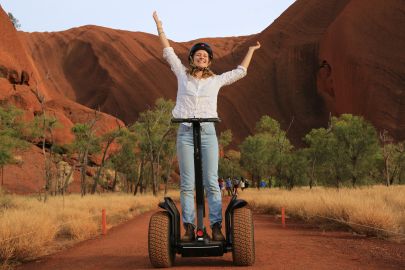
{"left": 232, "top": 207, "right": 255, "bottom": 266}
{"left": 148, "top": 211, "right": 175, "bottom": 268}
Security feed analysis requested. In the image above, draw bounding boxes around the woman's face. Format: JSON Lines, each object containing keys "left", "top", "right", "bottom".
{"left": 192, "top": 50, "right": 210, "bottom": 68}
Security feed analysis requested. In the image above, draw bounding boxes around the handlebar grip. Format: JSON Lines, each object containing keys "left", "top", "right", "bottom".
{"left": 171, "top": 118, "right": 220, "bottom": 123}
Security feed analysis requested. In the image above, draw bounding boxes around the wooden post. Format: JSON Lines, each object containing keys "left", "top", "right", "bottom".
{"left": 102, "top": 209, "right": 107, "bottom": 235}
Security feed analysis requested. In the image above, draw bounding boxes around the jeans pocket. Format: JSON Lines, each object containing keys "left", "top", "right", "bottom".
{"left": 178, "top": 125, "right": 192, "bottom": 137}
{"left": 201, "top": 124, "right": 216, "bottom": 135}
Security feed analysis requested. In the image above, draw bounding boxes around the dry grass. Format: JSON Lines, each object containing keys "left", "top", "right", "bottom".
{"left": 238, "top": 185, "right": 405, "bottom": 240}
{"left": 0, "top": 190, "right": 179, "bottom": 266}
{"left": 1, "top": 185, "right": 404, "bottom": 267}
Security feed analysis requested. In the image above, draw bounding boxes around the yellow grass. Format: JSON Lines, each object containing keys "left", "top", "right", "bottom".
{"left": 238, "top": 185, "right": 405, "bottom": 241}
{"left": 0, "top": 190, "right": 179, "bottom": 265}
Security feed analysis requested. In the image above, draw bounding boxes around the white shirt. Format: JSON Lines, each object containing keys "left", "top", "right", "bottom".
{"left": 163, "top": 47, "right": 247, "bottom": 119}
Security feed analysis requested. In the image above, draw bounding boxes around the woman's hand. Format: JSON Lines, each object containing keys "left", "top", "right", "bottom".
{"left": 153, "top": 11, "right": 162, "bottom": 28}
{"left": 240, "top": 41, "right": 261, "bottom": 69}
{"left": 249, "top": 41, "right": 261, "bottom": 51}
{"left": 153, "top": 11, "right": 170, "bottom": 48}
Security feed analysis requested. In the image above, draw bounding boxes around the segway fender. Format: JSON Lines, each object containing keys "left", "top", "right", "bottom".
{"left": 224, "top": 197, "right": 248, "bottom": 249}
{"left": 157, "top": 197, "right": 181, "bottom": 250}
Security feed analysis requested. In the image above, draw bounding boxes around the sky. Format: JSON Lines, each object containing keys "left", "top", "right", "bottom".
{"left": 0, "top": 0, "right": 295, "bottom": 42}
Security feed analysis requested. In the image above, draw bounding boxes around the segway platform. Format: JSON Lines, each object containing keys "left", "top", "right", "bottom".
{"left": 179, "top": 240, "right": 224, "bottom": 257}
{"left": 148, "top": 118, "right": 255, "bottom": 267}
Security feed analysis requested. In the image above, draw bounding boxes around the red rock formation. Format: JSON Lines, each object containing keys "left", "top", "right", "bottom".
{"left": 317, "top": 0, "right": 405, "bottom": 139}
{"left": 0, "top": 8, "right": 124, "bottom": 144}
{"left": 1, "top": 0, "right": 404, "bottom": 193}
{"left": 0, "top": 8, "right": 124, "bottom": 193}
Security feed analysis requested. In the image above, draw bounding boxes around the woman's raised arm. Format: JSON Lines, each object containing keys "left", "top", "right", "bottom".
{"left": 153, "top": 11, "right": 170, "bottom": 48}
{"left": 240, "top": 41, "right": 261, "bottom": 70}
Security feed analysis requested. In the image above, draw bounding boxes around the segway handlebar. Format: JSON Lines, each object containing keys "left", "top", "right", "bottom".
{"left": 171, "top": 118, "right": 220, "bottom": 123}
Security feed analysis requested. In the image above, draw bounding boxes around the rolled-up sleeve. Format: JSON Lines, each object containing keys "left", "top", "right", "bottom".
{"left": 163, "top": 47, "right": 186, "bottom": 78}
{"left": 218, "top": 65, "right": 247, "bottom": 87}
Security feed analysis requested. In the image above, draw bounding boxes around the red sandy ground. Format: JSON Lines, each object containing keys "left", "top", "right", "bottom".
{"left": 17, "top": 202, "right": 404, "bottom": 270}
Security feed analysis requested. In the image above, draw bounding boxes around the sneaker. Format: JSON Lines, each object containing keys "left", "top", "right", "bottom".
{"left": 211, "top": 222, "right": 225, "bottom": 241}
{"left": 181, "top": 223, "right": 195, "bottom": 242}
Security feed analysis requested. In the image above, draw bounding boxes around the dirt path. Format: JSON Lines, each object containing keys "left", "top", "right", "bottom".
{"left": 18, "top": 205, "right": 404, "bottom": 270}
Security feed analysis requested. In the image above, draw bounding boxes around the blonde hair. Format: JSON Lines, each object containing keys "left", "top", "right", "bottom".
{"left": 187, "top": 59, "right": 215, "bottom": 79}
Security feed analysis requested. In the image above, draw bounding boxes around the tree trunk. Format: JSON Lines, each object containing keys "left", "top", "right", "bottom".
{"left": 309, "top": 159, "right": 316, "bottom": 189}
{"left": 151, "top": 157, "right": 157, "bottom": 196}
{"left": 352, "top": 176, "right": 357, "bottom": 187}
{"left": 92, "top": 139, "right": 113, "bottom": 194}
{"left": 81, "top": 150, "right": 88, "bottom": 196}
{"left": 134, "top": 159, "right": 144, "bottom": 195}
{"left": 384, "top": 156, "right": 390, "bottom": 186}
{"left": 111, "top": 169, "right": 118, "bottom": 191}
{"left": 1, "top": 166, "right": 3, "bottom": 186}
{"left": 62, "top": 164, "right": 74, "bottom": 195}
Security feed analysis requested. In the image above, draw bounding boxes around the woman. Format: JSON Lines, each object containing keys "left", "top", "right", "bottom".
{"left": 153, "top": 11, "right": 260, "bottom": 242}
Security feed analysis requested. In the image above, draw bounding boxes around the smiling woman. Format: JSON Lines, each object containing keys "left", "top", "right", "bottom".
{"left": 152, "top": 10, "right": 261, "bottom": 242}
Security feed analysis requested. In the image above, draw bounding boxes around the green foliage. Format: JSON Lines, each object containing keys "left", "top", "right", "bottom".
{"left": 331, "top": 114, "right": 380, "bottom": 186}
{"left": 51, "top": 144, "right": 68, "bottom": 155}
{"left": 278, "top": 149, "right": 309, "bottom": 189}
{"left": 110, "top": 128, "right": 137, "bottom": 177}
{"left": 304, "top": 114, "right": 380, "bottom": 187}
{"left": 0, "top": 105, "right": 25, "bottom": 137}
{"left": 255, "top": 115, "right": 281, "bottom": 135}
{"left": 91, "top": 126, "right": 127, "bottom": 193}
{"left": 71, "top": 123, "right": 101, "bottom": 155}
{"left": 240, "top": 133, "right": 270, "bottom": 185}
{"left": 71, "top": 120, "right": 101, "bottom": 196}
{"left": 218, "top": 129, "right": 232, "bottom": 150}
{"left": 0, "top": 187, "right": 14, "bottom": 209}
{"left": 0, "top": 105, "right": 29, "bottom": 168}
{"left": 130, "top": 98, "right": 176, "bottom": 195}
{"left": 218, "top": 129, "right": 238, "bottom": 178}
{"left": 240, "top": 115, "right": 293, "bottom": 188}
{"left": 380, "top": 140, "right": 405, "bottom": 185}
{"left": 7, "top": 12, "right": 21, "bottom": 29}
{"left": 219, "top": 150, "right": 241, "bottom": 178}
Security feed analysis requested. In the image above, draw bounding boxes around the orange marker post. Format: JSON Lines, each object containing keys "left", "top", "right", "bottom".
{"left": 102, "top": 209, "right": 107, "bottom": 235}
{"left": 281, "top": 207, "right": 286, "bottom": 228}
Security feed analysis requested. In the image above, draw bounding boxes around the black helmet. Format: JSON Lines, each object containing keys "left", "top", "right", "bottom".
{"left": 189, "top": 42, "right": 213, "bottom": 61}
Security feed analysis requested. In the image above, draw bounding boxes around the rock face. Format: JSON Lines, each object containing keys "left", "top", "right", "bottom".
{"left": 0, "top": 0, "right": 404, "bottom": 192}
{"left": 11, "top": 0, "right": 403, "bottom": 145}
{"left": 317, "top": 0, "right": 405, "bottom": 139}
{"left": 0, "top": 8, "right": 124, "bottom": 146}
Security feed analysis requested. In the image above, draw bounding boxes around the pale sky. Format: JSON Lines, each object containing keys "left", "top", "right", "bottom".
{"left": 0, "top": 0, "right": 295, "bottom": 42}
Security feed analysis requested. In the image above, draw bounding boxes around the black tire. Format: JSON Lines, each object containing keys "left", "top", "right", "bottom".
{"left": 148, "top": 211, "right": 175, "bottom": 268}
{"left": 232, "top": 207, "right": 255, "bottom": 266}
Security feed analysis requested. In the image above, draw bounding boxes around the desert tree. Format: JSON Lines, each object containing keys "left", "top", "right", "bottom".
{"left": 132, "top": 98, "right": 175, "bottom": 196}
{"left": 0, "top": 105, "right": 28, "bottom": 186}
{"left": 7, "top": 12, "right": 21, "bottom": 29}
{"left": 70, "top": 111, "right": 101, "bottom": 196}
{"left": 378, "top": 130, "right": 405, "bottom": 186}
{"left": 304, "top": 114, "right": 380, "bottom": 188}
{"left": 330, "top": 114, "right": 380, "bottom": 187}
{"left": 240, "top": 133, "right": 270, "bottom": 188}
{"left": 30, "top": 87, "right": 62, "bottom": 200}
{"left": 219, "top": 149, "right": 242, "bottom": 180}
{"left": 218, "top": 129, "right": 232, "bottom": 155}
{"left": 109, "top": 128, "right": 138, "bottom": 193}
{"left": 91, "top": 120, "right": 125, "bottom": 194}
{"left": 240, "top": 115, "right": 293, "bottom": 188}
{"left": 303, "top": 128, "right": 334, "bottom": 188}
{"left": 279, "top": 149, "right": 309, "bottom": 190}
{"left": 160, "top": 134, "right": 176, "bottom": 195}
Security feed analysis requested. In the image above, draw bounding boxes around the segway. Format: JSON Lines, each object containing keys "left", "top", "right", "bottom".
{"left": 148, "top": 118, "right": 255, "bottom": 267}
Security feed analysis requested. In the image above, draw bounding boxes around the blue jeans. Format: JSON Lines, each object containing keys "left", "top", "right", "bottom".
{"left": 177, "top": 123, "right": 222, "bottom": 228}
